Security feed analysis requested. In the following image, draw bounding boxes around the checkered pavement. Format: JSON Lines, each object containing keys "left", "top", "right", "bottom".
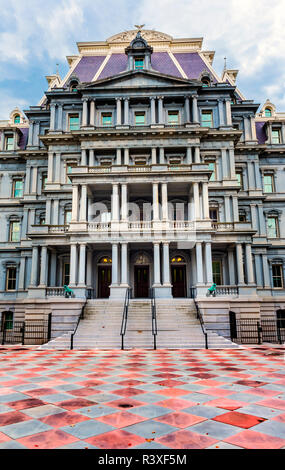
{"left": 0, "top": 346, "right": 284, "bottom": 449}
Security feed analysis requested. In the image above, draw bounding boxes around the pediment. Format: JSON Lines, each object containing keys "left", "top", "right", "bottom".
{"left": 83, "top": 69, "right": 198, "bottom": 90}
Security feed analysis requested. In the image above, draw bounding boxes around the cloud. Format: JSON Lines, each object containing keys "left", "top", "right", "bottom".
{"left": 0, "top": 88, "right": 29, "bottom": 120}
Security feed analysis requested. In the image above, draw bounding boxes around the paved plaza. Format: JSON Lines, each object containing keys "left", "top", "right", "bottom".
{"left": 0, "top": 345, "right": 284, "bottom": 449}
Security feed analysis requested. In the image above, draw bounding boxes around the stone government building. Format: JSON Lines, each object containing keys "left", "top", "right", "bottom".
{"left": 0, "top": 28, "right": 285, "bottom": 344}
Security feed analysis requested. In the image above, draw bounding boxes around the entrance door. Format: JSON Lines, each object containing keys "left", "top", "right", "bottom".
{"left": 98, "top": 266, "right": 111, "bottom": 298}
{"left": 171, "top": 265, "right": 186, "bottom": 297}
{"left": 134, "top": 265, "right": 149, "bottom": 298}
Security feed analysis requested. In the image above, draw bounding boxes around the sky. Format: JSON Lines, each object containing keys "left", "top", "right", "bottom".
{"left": 0, "top": 0, "right": 284, "bottom": 120}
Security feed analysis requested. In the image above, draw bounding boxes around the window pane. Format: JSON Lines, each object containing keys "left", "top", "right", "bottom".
{"left": 267, "top": 217, "right": 277, "bottom": 238}
{"left": 6, "top": 267, "right": 16, "bottom": 291}
{"left": 6, "top": 136, "right": 14, "bottom": 150}
{"left": 201, "top": 112, "right": 213, "bottom": 127}
{"left": 14, "top": 115, "right": 20, "bottom": 124}
{"left": 168, "top": 112, "right": 179, "bottom": 124}
{"left": 265, "top": 108, "right": 272, "bottom": 117}
{"left": 264, "top": 175, "right": 273, "bottom": 193}
{"left": 10, "top": 222, "right": 20, "bottom": 242}
{"left": 208, "top": 162, "right": 216, "bottom": 181}
{"left": 134, "top": 59, "right": 144, "bottom": 69}
{"left": 102, "top": 114, "right": 112, "bottom": 126}
{"left": 63, "top": 263, "right": 70, "bottom": 285}
{"left": 13, "top": 180, "right": 23, "bottom": 197}
{"left": 272, "top": 130, "right": 280, "bottom": 144}
{"left": 135, "top": 113, "right": 145, "bottom": 125}
{"left": 272, "top": 265, "right": 283, "bottom": 288}
{"left": 65, "top": 211, "right": 72, "bottom": 224}
{"left": 212, "top": 260, "right": 222, "bottom": 285}
{"left": 210, "top": 209, "right": 218, "bottom": 221}
{"left": 69, "top": 115, "right": 79, "bottom": 130}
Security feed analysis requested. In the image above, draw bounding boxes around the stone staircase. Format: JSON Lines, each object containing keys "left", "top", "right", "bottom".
{"left": 39, "top": 298, "right": 240, "bottom": 350}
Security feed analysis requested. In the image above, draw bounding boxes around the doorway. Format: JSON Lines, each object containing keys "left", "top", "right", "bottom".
{"left": 134, "top": 265, "right": 149, "bottom": 298}
{"left": 171, "top": 265, "right": 186, "bottom": 297}
{"left": 98, "top": 266, "right": 111, "bottom": 298}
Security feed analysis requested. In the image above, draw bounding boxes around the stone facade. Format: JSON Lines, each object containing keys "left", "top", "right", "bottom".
{"left": 0, "top": 29, "right": 285, "bottom": 337}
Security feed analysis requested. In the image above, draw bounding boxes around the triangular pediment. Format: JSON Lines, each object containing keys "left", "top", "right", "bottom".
{"left": 82, "top": 69, "right": 199, "bottom": 90}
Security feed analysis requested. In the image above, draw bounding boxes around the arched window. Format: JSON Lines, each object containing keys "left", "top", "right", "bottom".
{"left": 201, "top": 77, "right": 210, "bottom": 87}
{"left": 98, "top": 256, "right": 112, "bottom": 264}
{"left": 171, "top": 255, "right": 186, "bottom": 264}
{"left": 70, "top": 81, "right": 78, "bottom": 92}
{"left": 14, "top": 115, "right": 20, "bottom": 124}
{"left": 264, "top": 108, "right": 272, "bottom": 117}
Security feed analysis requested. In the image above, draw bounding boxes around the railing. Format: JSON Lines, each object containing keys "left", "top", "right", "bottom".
{"left": 128, "top": 221, "right": 152, "bottom": 230}
{"left": 215, "top": 286, "right": 239, "bottom": 296}
{"left": 194, "top": 301, "right": 208, "bottom": 349}
{"left": 120, "top": 288, "right": 131, "bottom": 350}
{"left": 230, "top": 318, "right": 285, "bottom": 344}
{"left": 46, "top": 287, "right": 66, "bottom": 297}
{"left": 150, "top": 288, "right": 157, "bottom": 350}
{"left": 48, "top": 225, "right": 68, "bottom": 233}
{"left": 88, "top": 222, "right": 111, "bottom": 231}
{"left": 70, "top": 303, "right": 86, "bottom": 350}
{"left": 212, "top": 222, "right": 235, "bottom": 231}
{"left": 189, "top": 287, "right": 197, "bottom": 299}
{"left": 0, "top": 316, "right": 51, "bottom": 345}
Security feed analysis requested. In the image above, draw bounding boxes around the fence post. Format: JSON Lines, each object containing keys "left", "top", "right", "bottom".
{"left": 277, "top": 320, "right": 282, "bottom": 345}
{"left": 257, "top": 321, "right": 262, "bottom": 345}
{"left": 47, "top": 314, "right": 52, "bottom": 341}
{"left": 21, "top": 322, "right": 25, "bottom": 345}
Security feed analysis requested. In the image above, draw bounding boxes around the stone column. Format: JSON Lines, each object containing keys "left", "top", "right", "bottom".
{"left": 281, "top": 123, "right": 285, "bottom": 144}
{"left": 57, "top": 104, "right": 63, "bottom": 131}
{"left": 86, "top": 250, "right": 92, "bottom": 287}
{"left": 124, "top": 98, "right": 129, "bottom": 125}
{"left": 245, "top": 244, "right": 255, "bottom": 284}
{"left": 228, "top": 250, "right": 236, "bottom": 285}
{"left": 196, "top": 242, "right": 204, "bottom": 284}
{"left": 158, "top": 97, "right": 164, "bottom": 124}
{"left": 184, "top": 96, "right": 190, "bottom": 123}
{"left": 82, "top": 99, "right": 88, "bottom": 126}
{"left": 121, "top": 184, "right": 128, "bottom": 221}
{"left": 45, "top": 200, "right": 51, "bottom": 225}
{"left": 79, "top": 184, "right": 87, "bottom": 222}
{"left": 124, "top": 148, "right": 129, "bottom": 165}
{"left": 78, "top": 243, "right": 86, "bottom": 286}
{"left": 194, "top": 146, "right": 200, "bottom": 163}
{"left": 55, "top": 152, "right": 61, "bottom": 182}
{"left": 18, "top": 257, "right": 26, "bottom": 290}
{"left": 218, "top": 99, "right": 225, "bottom": 127}
{"left": 27, "top": 121, "right": 34, "bottom": 146}
{"left": 116, "top": 98, "right": 122, "bottom": 125}
{"left": 47, "top": 152, "right": 53, "bottom": 183}
{"left": 192, "top": 95, "right": 199, "bottom": 123}
{"left": 111, "top": 183, "right": 120, "bottom": 221}
{"left": 53, "top": 200, "right": 59, "bottom": 225}
{"left": 225, "top": 99, "right": 232, "bottom": 126}
{"left": 254, "top": 161, "right": 261, "bottom": 189}
{"left": 153, "top": 242, "right": 161, "bottom": 285}
{"left": 31, "top": 167, "right": 38, "bottom": 194}
{"left": 81, "top": 149, "right": 87, "bottom": 166}
{"left": 69, "top": 244, "right": 78, "bottom": 286}
{"left": 205, "top": 242, "right": 213, "bottom": 284}
{"left": 232, "top": 196, "right": 239, "bottom": 222}
{"left": 221, "top": 149, "right": 228, "bottom": 179}
{"left": 258, "top": 205, "right": 266, "bottom": 236}
{"left": 50, "top": 251, "right": 57, "bottom": 286}
{"left": 24, "top": 166, "right": 31, "bottom": 194}
{"left": 90, "top": 100, "right": 95, "bottom": 126}
{"left": 161, "top": 183, "right": 168, "bottom": 221}
{"left": 229, "top": 149, "right": 236, "bottom": 180}
{"left": 71, "top": 185, "right": 79, "bottom": 222}
{"left": 262, "top": 253, "right": 270, "bottom": 288}
{"left": 116, "top": 149, "right": 121, "bottom": 165}
{"left": 152, "top": 183, "right": 160, "bottom": 221}
{"left": 112, "top": 243, "right": 119, "bottom": 285}
{"left": 151, "top": 148, "right": 156, "bottom": 165}
{"left": 247, "top": 161, "right": 255, "bottom": 190}
{"left": 202, "top": 183, "right": 209, "bottom": 219}
{"left": 30, "top": 246, "right": 39, "bottom": 286}
{"left": 255, "top": 254, "right": 263, "bottom": 287}
{"left": 186, "top": 147, "right": 192, "bottom": 164}
{"left": 39, "top": 246, "right": 48, "bottom": 286}
{"left": 150, "top": 97, "right": 156, "bottom": 124}
{"left": 89, "top": 149, "right": 95, "bottom": 167}
{"left": 193, "top": 182, "right": 200, "bottom": 219}
{"left": 121, "top": 243, "right": 128, "bottom": 285}
{"left": 50, "top": 105, "right": 56, "bottom": 131}
{"left": 159, "top": 147, "right": 165, "bottom": 164}
{"left": 243, "top": 116, "right": 251, "bottom": 141}
{"left": 224, "top": 196, "right": 231, "bottom": 221}
{"left": 236, "top": 243, "right": 245, "bottom": 285}
{"left": 251, "top": 116, "right": 257, "bottom": 140}
{"left": 162, "top": 242, "right": 171, "bottom": 285}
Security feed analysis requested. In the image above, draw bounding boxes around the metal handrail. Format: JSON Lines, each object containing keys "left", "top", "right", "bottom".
{"left": 120, "top": 288, "right": 131, "bottom": 350}
{"left": 150, "top": 288, "right": 157, "bottom": 350}
{"left": 70, "top": 302, "right": 86, "bottom": 350}
{"left": 194, "top": 300, "right": 208, "bottom": 349}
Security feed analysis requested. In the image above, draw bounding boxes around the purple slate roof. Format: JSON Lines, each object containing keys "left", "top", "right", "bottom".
{"left": 97, "top": 54, "right": 127, "bottom": 80}
{"left": 151, "top": 52, "right": 182, "bottom": 78}
{"left": 72, "top": 56, "right": 106, "bottom": 83}
{"left": 174, "top": 52, "right": 217, "bottom": 82}
{"left": 255, "top": 121, "right": 267, "bottom": 144}
{"left": 18, "top": 128, "right": 29, "bottom": 149}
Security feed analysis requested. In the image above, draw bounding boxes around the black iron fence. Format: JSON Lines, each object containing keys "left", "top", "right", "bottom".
{"left": 230, "top": 318, "right": 285, "bottom": 344}
{"left": 0, "top": 315, "right": 51, "bottom": 345}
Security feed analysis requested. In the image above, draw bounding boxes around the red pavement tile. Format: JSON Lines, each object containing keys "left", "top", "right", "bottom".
{"left": 7, "top": 398, "right": 46, "bottom": 410}
{"left": 0, "top": 388, "right": 15, "bottom": 395}
{"left": 24, "top": 388, "right": 58, "bottom": 397}
{"left": 204, "top": 397, "right": 248, "bottom": 411}
{"left": 155, "top": 411, "right": 207, "bottom": 428}
{"left": 154, "top": 373, "right": 183, "bottom": 379}
{"left": 67, "top": 387, "right": 102, "bottom": 397}
{"left": 77, "top": 380, "right": 106, "bottom": 387}
{"left": 194, "top": 379, "right": 227, "bottom": 387}
{"left": 235, "top": 380, "right": 267, "bottom": 387}
{"left": 18, "top": 429, "right": 79, "bottom": 449}
{"left": 39, "top": 411, "right": 90, "bottom": 428}
{"left": 199, "top": 387, "right": 235, "bottom": 397}
{"left": 272, "top": 413, "right": 285, "bottom": 423}
{"left": 114, "top": 380, "right": 144, "bottom": 387}
{"left": 154, "top": 379, "right": 187, "bottom": 387}
{"left": 213, "top": 411, "right": 266, "bottom": 428}
{"left": 245, "top": 388, "right": 282, "bottom": 397}
{"left": 0, "top": 379, "right": 28, "bottom": 387}
{"left": 97, "top": 411, "right": 148, "bottom": 428}
{"left": 86, "top": 429, "right": 145, "bottom": 449}
{"left": 256, "top": 398, "right": 285, "bottom": 410}
{"left": 224, "top": 429, "right": 285, "bottom": 449}
{"left": 55, "top": 398, "right": 97, "bottom": 411}
{"left": 153, "top": 388, "right": 190, "bottom": 398}
{"left": 105, "top": 398, "right": 146, "bottom": 409}
{"left": 0, "top": 431, "right": 11, "bottom": 444}
{"left": 191, "top": 373, "right": 217, "bottom": 379}
{"left": 0, "top": 411, "right": 31, "bottom": 426}
{"left": 155, "top": 398, "right": 197, "bottom": 410}
{"left": 111, "top": 387, "right": 146, "bottom": 397}
{"left": 157, "top": 429, "right": 217, "bottom": 449}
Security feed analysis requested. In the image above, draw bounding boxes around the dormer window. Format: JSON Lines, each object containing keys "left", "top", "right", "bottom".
{"left": 134, "top": 58, "right": 144, "bottom": 69}
{"left": 272, "top": 129, "right": 280, "bottom": 144}
{"left": 265, "top": 108, "right": 272, "bottom": 117}
{"left": 14, "top": 115, "right": 20, "bottom": 124}
{"left": 102, "top": 113, "right": 112, "bottom": 126}
{"left": 135, "top": 112, "right": 145, "bottom": 125}
{"left": 201, "top": 77, "right": 210, "bottom": 87}
{"left": 5, "top": 135, "right": 14, "bottom": 151}
{"left": 168, "top": 111, "right": 179, "bottom": 125}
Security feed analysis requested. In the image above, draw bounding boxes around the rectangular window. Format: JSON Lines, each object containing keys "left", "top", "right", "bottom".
{"left": 168, "top": 111, "right": 179, "bottom": 125}
{"left": 210, "top": 208, "right": 218, "bottom": 222}
{"left": 272, "top": 264, "right": 283, "bottom": 288}
{"left": 63, "top": 262, "right": 70, "bottom": 286}
{"left": 201, "top": 111, "right": 213, "bottom": 128}
{"left": 39, "top": 215, "right": 46, "bottom": 225}
{"left": 101, "top": 113, "right": 112, "bottom": 126}
{"left": 208, "top": 161, "right": 216, "bottom": 181}
{"left": 66, "top": 165, "right": 72, "bottom": 183}
{"left": 212, "top": 260, "right": 222, "bottom": 285}
{"left": 135, "top": 112, "right": 145, "bottom": 125}
{"left": 42, "top": 172, "right": 48, "bottom": 191}
{"left": 236, "top": 170, "right": 243, "bottom": 189}
{"left": 2, "top": 311, "right": 13, "bottom": 330}
{"left": 5, "top": 135, "right": 14, "bottom": 151}
{"left": 134, "top": 58, "right": 144, "bottom": 69}
{"left": 272, "top": 129, "right": 280, "bottom": 144}
{"left": 263, "top": 174, "right": 274, "bottom": 193}
{"left": 12, "top": 179, "right": 23, "bottom": 198}
{"left": 9, "top": 221, "right": 20, "bottom": 242}
{"left": 267, "top": 216, "right": 279, "bottom": 238}
{"left": 69, "top": 114, "right": 80, "bottom": 131}
{"left": 239, "top": 212, "right": 247, "bottom": 222}
{"left": 6, "top": 267, "right": 16, "bottom": 291}
{"left": 64, "top": 210, "right": 72, "bottom": 224}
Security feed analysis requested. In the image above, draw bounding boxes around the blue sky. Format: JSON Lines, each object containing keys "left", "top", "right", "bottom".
{"left": 0, "top": 0, "right": 284, "bottom": 120}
